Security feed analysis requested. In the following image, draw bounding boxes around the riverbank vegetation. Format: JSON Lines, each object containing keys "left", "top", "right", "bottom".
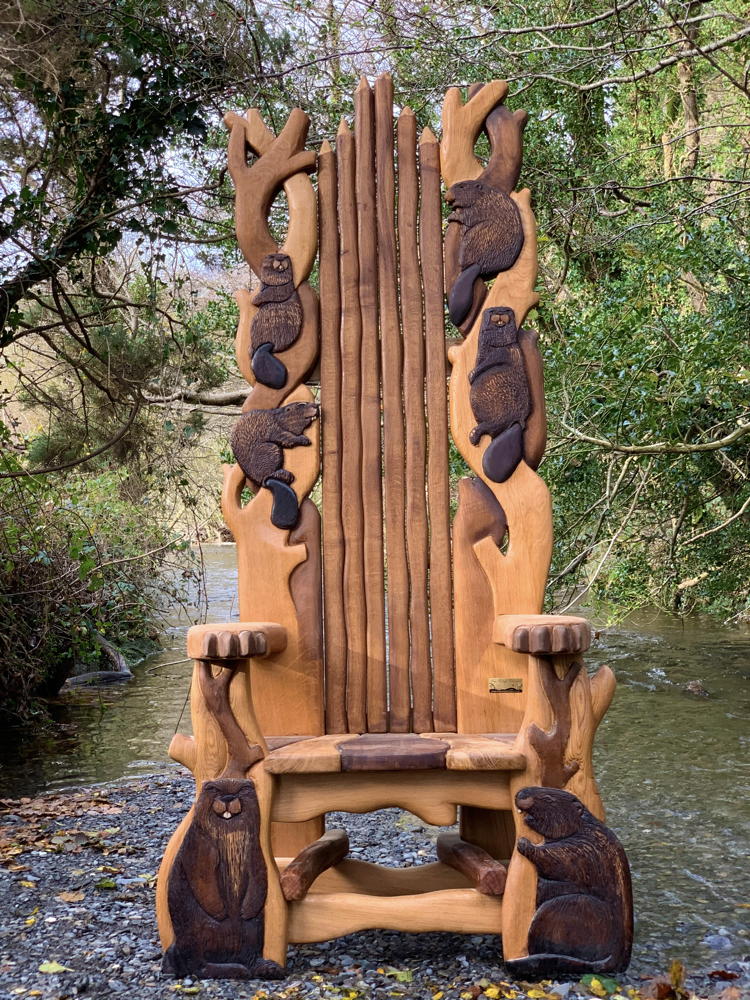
{"left": 1, "top": 0, "right": 748, "bottom": 715}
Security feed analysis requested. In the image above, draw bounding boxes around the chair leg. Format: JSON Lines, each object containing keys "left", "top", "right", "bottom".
{"left": 253, "top": 764, "right": 290, "bottom": 969}
{"left": 460, "top": 805, "right": 516, "bottom": 861}
{"left": 160, "top": 768, "right": 287, "bottom": 979}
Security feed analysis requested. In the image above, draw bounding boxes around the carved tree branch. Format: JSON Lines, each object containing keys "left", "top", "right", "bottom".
{"left": 197, "top": 659, "right": 264, "bottom": 780}
{"left": 527, "top": 659, "right": 582, "bottom": 787}
{"left": 225, "top": 109, "right": 316, "bottom": 285}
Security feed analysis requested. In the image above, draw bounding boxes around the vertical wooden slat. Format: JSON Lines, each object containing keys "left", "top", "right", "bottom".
{"left": 375, "top": 74, "right": 410, "bottom": 733}
{"left": 419, "top": 127, "right": 456, "bottom": 732}
{"left": 337, "top": 119, "right": 368, "bottom": 733}
{"left": 398, "top": 108, "right": 432, "bottom": 733}
{"left": 355, "top": 78, "right": 387, "bottom": 733}
{"left": 319, "top": 139, "right": 347, "bottom": 734}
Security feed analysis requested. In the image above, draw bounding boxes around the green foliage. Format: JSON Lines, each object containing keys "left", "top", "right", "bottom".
{"left": 0, "top": 450, "right": 199, "bottom": 719}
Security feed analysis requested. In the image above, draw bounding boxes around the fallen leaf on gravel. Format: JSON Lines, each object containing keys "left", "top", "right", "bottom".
{"left": 56, "top": 890, "right": 85, "bottom": 903}
{"left": 95, "top": 877, "right": 117, "bottom": 889}
{"left": 716, "top": 988, "right": 741, "bottom": 1000}
{"left": 38, "top": 960, "right": 73, "bottom": 973}
{"left": 18, "top": 879, "right": 37, "bottom": 888}
{"left": 708, "top": 972, "right": 740, "bottom": 982}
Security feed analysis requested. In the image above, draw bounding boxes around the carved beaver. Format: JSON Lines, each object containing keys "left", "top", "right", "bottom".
{"left": 469, "top": 306, "right": 530, "bottom": 483}
{"left": 510, "top": 786, "right": 633, "bottom": 975}
{"left": 446, "top": 183, "right": 524, "bottom": 327}
{"left": 445, "top": 106, "right": 527, "bottom": 328}
{"left": 163, "top": 779, "right": 284, "bottom": 980}
{"left": 250, "top": 253, "right": 302, "bottom": 389}
{"left": 230, "top": 401, "right": 318, "bottom": 529}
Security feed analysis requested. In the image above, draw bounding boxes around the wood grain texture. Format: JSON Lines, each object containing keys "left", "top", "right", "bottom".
{"left": 289, "top": 499, "right": 323, "bottom": 667}
{"left": 158, "top": 657, "right": 275, "bottom": 951}
{"left": 318, "top": 139, "right": 348, "bottom": 734}
{"left": 493, "top": 615, "right": 591, "bottom": 655}
{"left": 356, "top": 77, "right": 387, "bottom": 734}
{"left": 502, "top": 652, "right": 615, "bottom": 963}
{"left": 460, "top": 807, "right": 518, "bottom": 864}
{"left": 337, "top": 119, "right": 368, "bottom": 734}
{"left": 398, "top": 107, "right": 432, "bottom": 734}
{"left": 452, "top": 476, "right": 530, "bottom": 737}
{"left": 186, "top": 623, "right": 287, "bottom": 660}
{"left": 280, "top": 830, "right": 349, "bottom": 901}
{"left": 375, "top": 73, "right": 410, "bottom": 733}
{"left": 276, "top": 857, "right": 472, "bottom": 896}
{"left": 272, "top": 770, "right": 514, "bottom": 826}
{"left": 419, "top": 127, "right": 456, "bottom": 732}
{"left": 287, "top": 888, "right": 503, "bottom": 942}
{"left": 251, "top": 761, "right": 289, "bottom": 968}
{"left": 225, "top": 109, "right": 316, "bottom": 287}
{"left": 162, "top": 778, "right": 284, "bottom": 980}
{"left": 508, "top": 787, "right": 632, "bottom": 975}
{"left": 221, "top": 410, "right": 323, "bottom": 743}
{"left": 264, "top": 734, "right": 359, "bottom": 774}
{"left": 436, "top": 833, "right": 508, "bottom": 895}
{"left": 422, "top": 732, "right": 525, "bottom": 771}
{"left": 339, "top": 733, "right": 448, "bottom": 771}
{"left": 440, "top": 82, "right": 509, "bottom": 188}
{"left": 445, "top": 114, "right": 551, "bottom": 739}
{"left": 249, "top": 253, "right": 302, "bottom": 389}
{"left": 196, "top": 661, "right": 265, "bottom": 780}
{"left": 235, "top": 282, "right": 320, "bottom": 412}
{"left": 264, "top": 732, "right": 523, "bottom": 774}
{"left": 518, "top": 329, "right": 547, "bottom": 470}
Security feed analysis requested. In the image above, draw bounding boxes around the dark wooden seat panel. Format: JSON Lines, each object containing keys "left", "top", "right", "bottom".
{"left": 264, "top": 732, "right": 526, "bottom": 774}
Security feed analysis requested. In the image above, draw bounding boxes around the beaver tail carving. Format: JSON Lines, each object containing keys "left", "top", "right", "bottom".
{"left": 448, "top": 262, "right": 482, "bottom": 327}
{"left": 507, "top": 954, "right": 615, "bottom": 977}
{"left": 265, "top": 476, "right": 300, "bottom": 530}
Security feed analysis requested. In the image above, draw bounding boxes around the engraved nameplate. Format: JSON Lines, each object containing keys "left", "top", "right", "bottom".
{"left": 489, "top": 677, "right": 524, "bottom": 694}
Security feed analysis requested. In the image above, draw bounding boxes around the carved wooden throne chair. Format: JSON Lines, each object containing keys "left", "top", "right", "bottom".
{"left": 157, "top": 76, "right": 633, "bottom": 980}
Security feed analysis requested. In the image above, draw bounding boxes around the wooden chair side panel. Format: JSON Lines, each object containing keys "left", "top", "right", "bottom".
{"left": 441, "top": 84, "right": 552, "bottom": 736}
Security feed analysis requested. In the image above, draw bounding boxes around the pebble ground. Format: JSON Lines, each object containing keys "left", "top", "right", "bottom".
{"left": 1, "top": 770, "right": 747, "bottom": 1000}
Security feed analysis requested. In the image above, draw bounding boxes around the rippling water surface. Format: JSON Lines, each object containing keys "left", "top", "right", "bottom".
{"left": 1, "top": 544, "right": 748, "bottom": 974}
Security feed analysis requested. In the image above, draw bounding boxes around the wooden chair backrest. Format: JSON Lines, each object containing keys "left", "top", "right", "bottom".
{"left": 223, "top": 76, "right": 553, "bottom": 741}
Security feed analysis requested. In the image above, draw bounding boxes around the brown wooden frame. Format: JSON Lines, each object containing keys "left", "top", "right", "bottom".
{"left": 156, "top": 76, "right": 631, "bottom": 980}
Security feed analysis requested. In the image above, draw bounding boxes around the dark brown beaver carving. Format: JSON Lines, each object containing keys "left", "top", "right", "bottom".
{"left": 163, "top": 779, "right": 285, "bottom": 980}
{"left": 508, "top": 786, "right": 633, "bottom": 976}
{"left": 445, "top": 106, "right": 528, "bottom": 328}
{"left": 446, "top": 183, "right": 524, "bottom": 327}
{"left": 250, "top": 253, "right": 302, "bottom": 390}
{"left": 469, "top": 306, "right": 530, "bottom": 483}
{"left": 230, "top": 401, "right": 318, "bottom": 529}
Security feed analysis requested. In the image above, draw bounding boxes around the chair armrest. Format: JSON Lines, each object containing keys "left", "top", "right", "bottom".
{"left": 186, "top": 622, "right": 287, "bottom": 660}
{"left": 493, "top": 614, "right": 591, "bottom": 655}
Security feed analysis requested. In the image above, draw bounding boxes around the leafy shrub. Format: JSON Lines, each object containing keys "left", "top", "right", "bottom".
{"left": 0, "top": 450, "right": 198, "bottom": 719}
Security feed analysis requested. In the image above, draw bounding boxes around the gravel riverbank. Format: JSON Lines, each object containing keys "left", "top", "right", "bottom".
{"left": 1, "top": 769, "right": 747, "bottom": 1000}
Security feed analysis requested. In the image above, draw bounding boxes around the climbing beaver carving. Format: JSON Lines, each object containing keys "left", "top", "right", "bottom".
{"left": 509, "top": 786, "right": 633, "bottom": 975}
{"left": 469, "top": 306, "right": 530, "bottom": 483}
{"left": 250, "top": 253, "right": 302, "bottom": 390}
{"left": 230, "top": 401, "right": 318, "bottom": 529}
{"left": 445, "top": 105, "right": 528, "bottom": 328}
{"left": 163, "top": 779, "right": 284, "bottom": 980}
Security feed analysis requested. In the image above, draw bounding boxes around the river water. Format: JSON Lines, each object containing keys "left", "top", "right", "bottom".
{"left": 1, "top": 544, "right": 748, "bottom": 975}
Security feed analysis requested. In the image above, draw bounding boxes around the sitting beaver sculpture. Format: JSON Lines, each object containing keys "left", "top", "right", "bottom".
{"left": 163, "top": 779, "right": 284, "bottom": 980}
{"left": 509, "top": 786, "right": 633, "bottom": 975}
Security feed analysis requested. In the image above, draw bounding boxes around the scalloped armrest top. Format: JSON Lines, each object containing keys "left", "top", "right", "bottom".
{"left": 186, "top": 622, "right": 287, "bottom": 660}
{"left": 493, "top": 614, "right": 591, "bottom": 655}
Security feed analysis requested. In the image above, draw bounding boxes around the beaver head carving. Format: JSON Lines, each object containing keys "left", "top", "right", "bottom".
{"left": 196, "top": 779, "right": 260, "bottom": 832}
{"left": 446, "top": 178, "right": 496, "bottom": 209}
{"left": 258, "top": 253, "right": 293, "bottom": 287}
{"left": 516, "top": 786, "right": 588, "bottom": 841}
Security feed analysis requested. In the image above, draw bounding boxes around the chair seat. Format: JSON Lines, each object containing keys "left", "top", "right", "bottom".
{"left": 264, "top": 732, "right": 526, "bottom": 774}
